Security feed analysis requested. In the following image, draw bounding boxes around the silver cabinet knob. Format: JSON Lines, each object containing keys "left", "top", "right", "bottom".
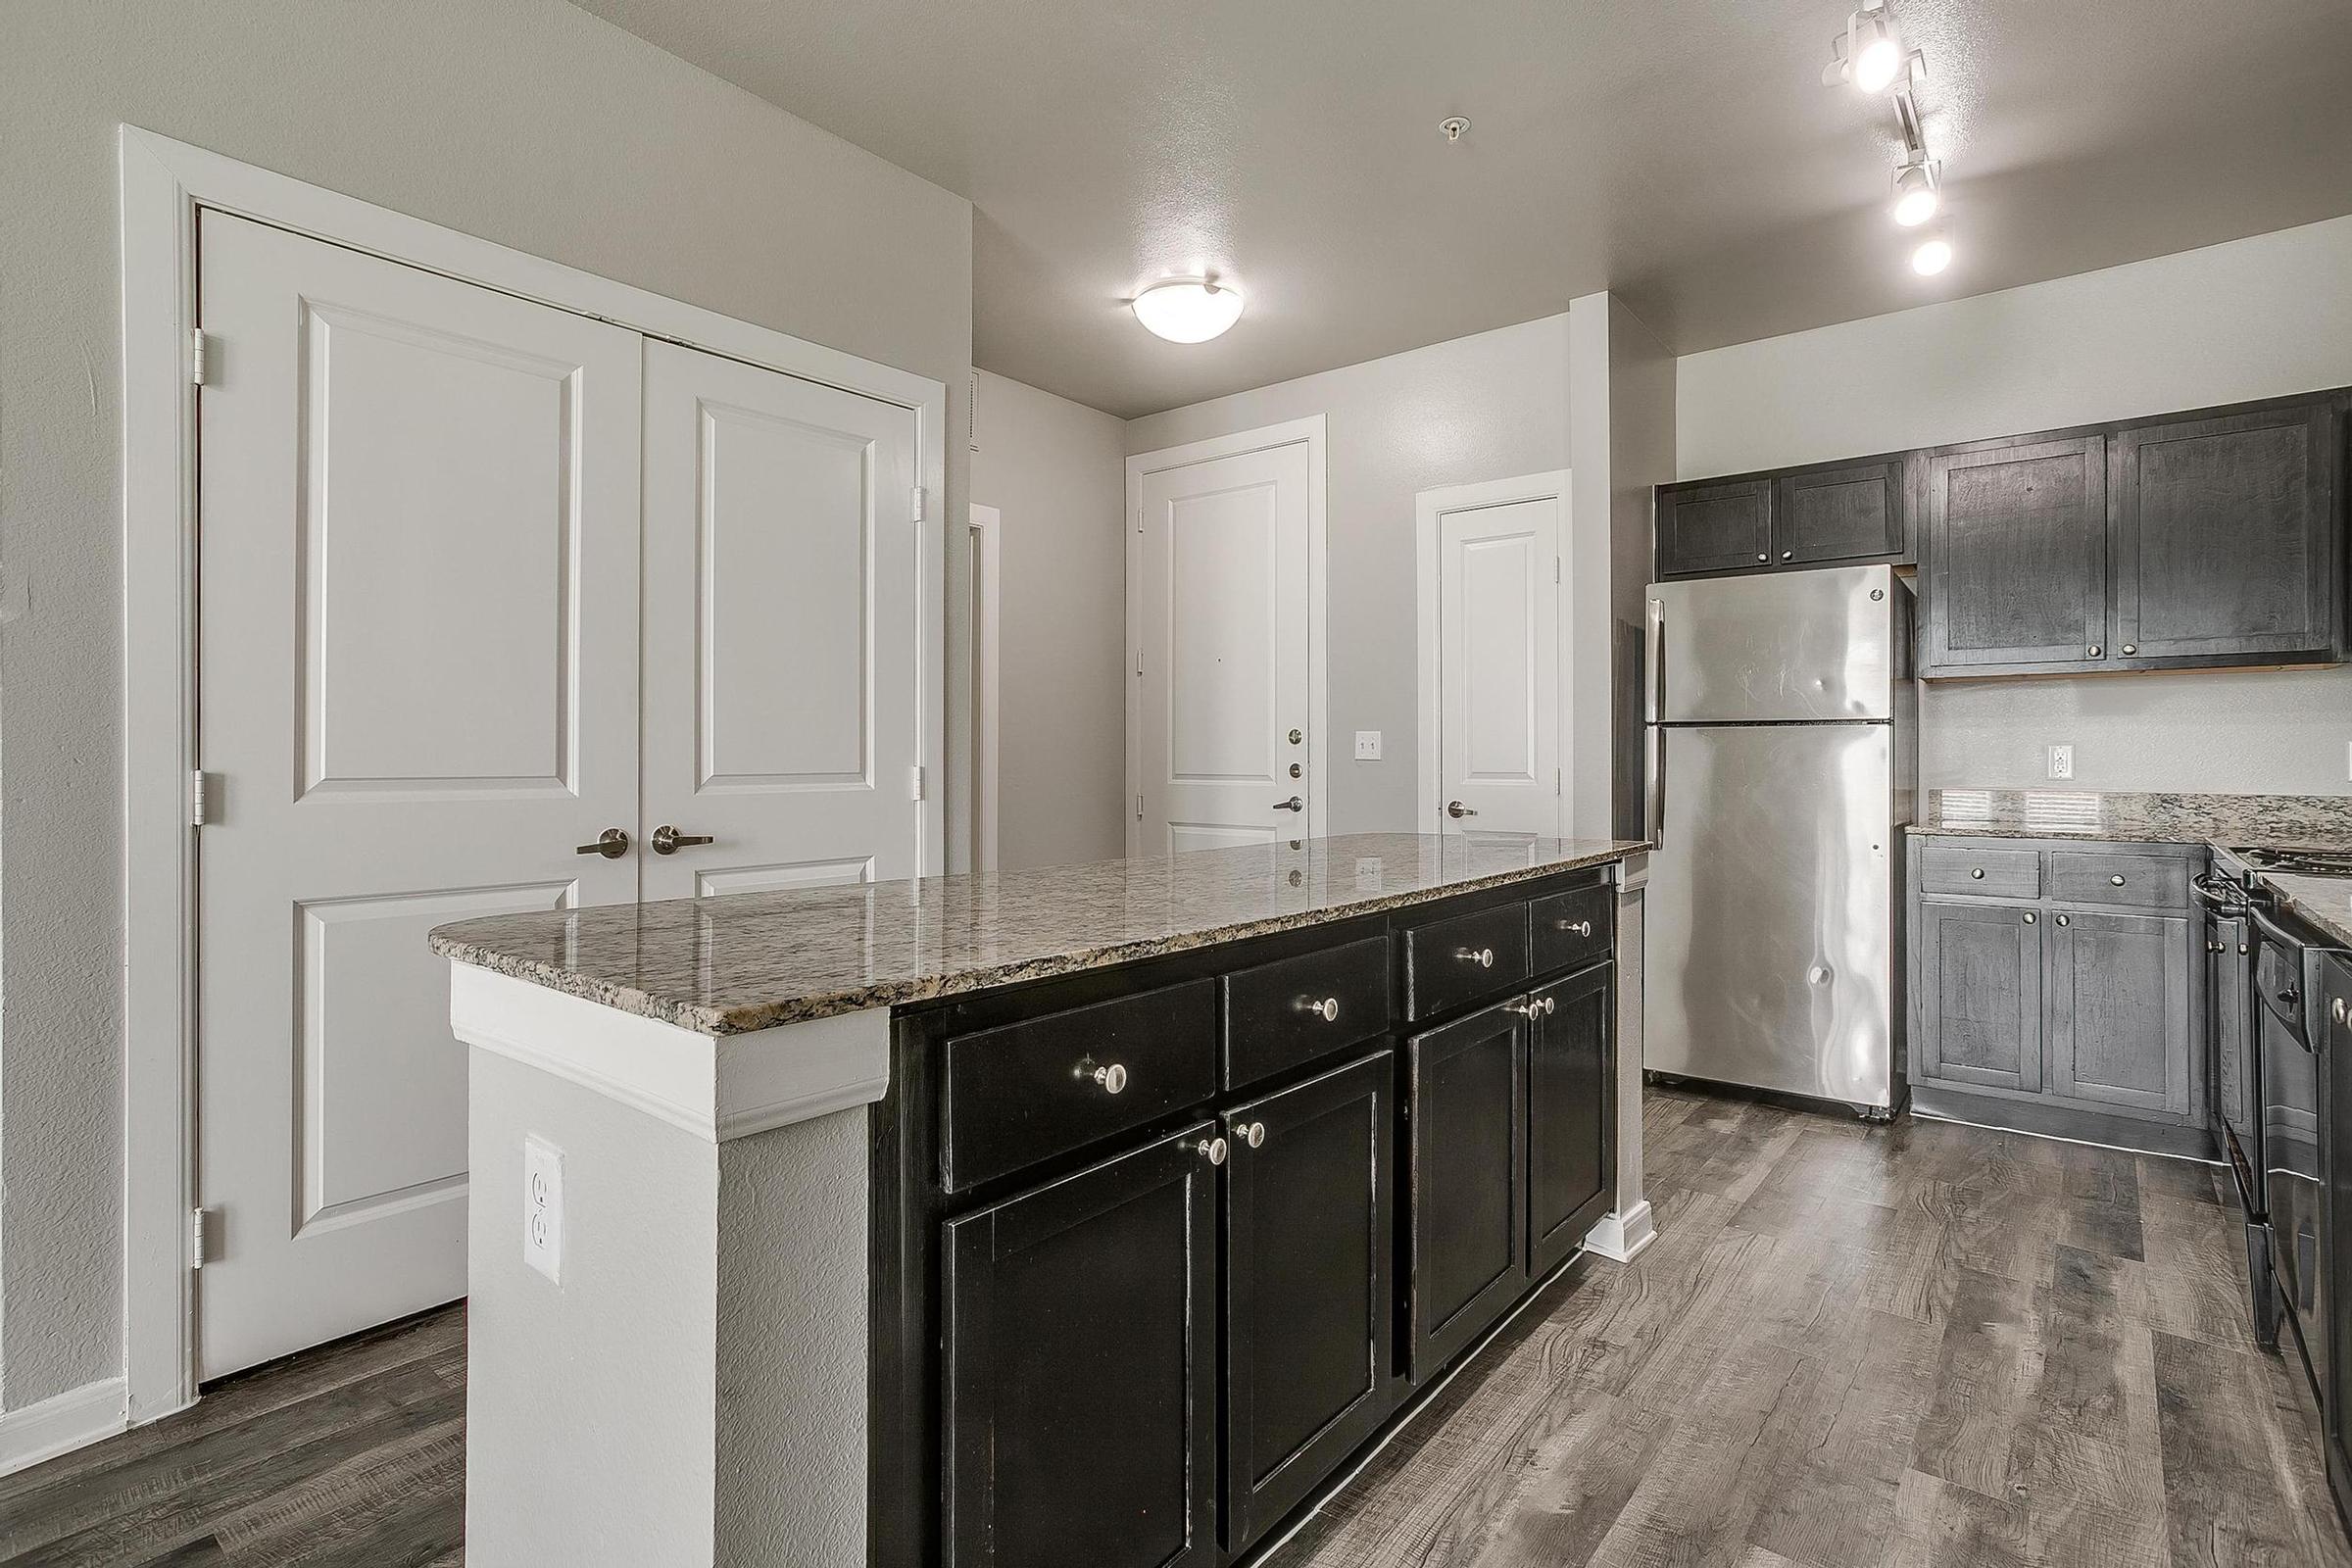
{"left": 1446, "top": 800, "right": 1478, "bottom": 819}
{"left": 1197, "top": 1136, "right": 1227, "bottom": 1165}
{"left": 1558, "top": 918, "right": 1593, "bottom": 936}
{"left": 2334, "top": 998, "right": 2348, "bottom": 1026}
{"left": 574, "top": 827, "right": 630, "bottom": 858}
{"left": 1078, "top": 1059, "right": 1127, "bottom": 1095}
{"left": 1236, "top": 1121, "right": 1267, "bottom": 1149}
{"left": 2055, "top": 914, "right": 2071, "bottom": 927}
{"left": 1459, "top": 947, "right": 1495, "bottom": 968}
{"left": 1298, "top": 996, "right": 1341, "bottom": 1022}
{"left": 2024, "top": 912, "right": 2037, "bottom": 924}
{"left": 1756, "top": 553, "right": 1770, "bottom": 564}
{"left": 1272, "top": 796, "right": 1304, "bottom": 812}
{"left": 1971, "top": 868, "right": 1985, "bottom": 880}
{"left": 2087, "top": 644, "right": 2104, "bottom": 658}
{"left": 2111, "top": 874, "right": 2126, "bottom": 886}
{"left": 2208, "top": 940, "right": 2226, "bottom": 954}
{"left": 1512, "top": 995, "right": 1556, "bottom": 1017}
{"left": 652, "top": 824, "right": 714, "bottom": 856}
{"left": 2121, "top": 644, "right": 2137, "bottom": 656}
{"left": 1780, "top": 551, "right": 1793, "bottom": 562}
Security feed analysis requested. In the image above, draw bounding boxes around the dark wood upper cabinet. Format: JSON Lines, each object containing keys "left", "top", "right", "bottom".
{"left": 1654, "top": 476, "right": 1773, "bottom": 576}
{"left": 1922, "top": 434, "right": 2108, "bottom": 672}
{"left": 1525, "top": 962, "right": 1612, "bottom": 1279}
{"left": 2109, "top": 400, "right": 2340, "bottom": 664}
{"left": 943, "top": 1126, "right": 1219, "bottom": 1568}
{"left": 1220, "top": 1052, "right": 1394, "bottom": 1555}
{"left": 1774, "top": 458, "right": 1905, "bottom": 566}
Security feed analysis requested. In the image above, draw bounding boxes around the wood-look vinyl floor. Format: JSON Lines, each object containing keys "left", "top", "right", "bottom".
{"left": 2, "top": 1091, "right": 2340, "bottom": 1566}
{"left": 1277, "top": 1087, "right": 2352, "bottom": 1568}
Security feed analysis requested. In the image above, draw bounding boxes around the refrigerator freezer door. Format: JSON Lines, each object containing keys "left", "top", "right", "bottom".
{"left": 1650, "top": 564, "right": 1898, "bottom": 723}
{"left": 1645, "top": 722, "right": 1896, "bottom": 1107}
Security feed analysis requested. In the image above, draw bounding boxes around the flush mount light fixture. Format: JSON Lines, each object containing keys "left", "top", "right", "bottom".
{"left": 1910, "top": 226, "right": 1954, "bottom": 276}
{"left": 1131, "top": 277, "right": 1246, "bottom": 343}
{"left": 1823, "top": 1, "right": 1919, "bottom": 93}
{"left": 1890, "top": 160, "right": 1940, "bottom": 226}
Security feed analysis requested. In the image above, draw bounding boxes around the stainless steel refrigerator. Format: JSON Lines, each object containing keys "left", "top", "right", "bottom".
{"left": 1643, "top": 564, "right": 1916, "bottom": 1114}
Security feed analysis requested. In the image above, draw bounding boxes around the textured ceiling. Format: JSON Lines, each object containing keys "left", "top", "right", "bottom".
{"left": 570, "top": 0, "right": 2352, "bottom": 417}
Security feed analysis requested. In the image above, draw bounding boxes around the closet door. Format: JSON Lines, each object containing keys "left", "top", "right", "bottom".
{"left": 195, "top": 211, "right": 643, "bottom": 1377}
{"left": 640, "top": 341, "right": 924, "bottom": 900}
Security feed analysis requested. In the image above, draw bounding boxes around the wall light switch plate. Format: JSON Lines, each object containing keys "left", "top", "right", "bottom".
{"left": 1354, "top": 730, "right": 1383, "bottom": 760}
{"left": 523, "top": 1135, "right": 564, "bottom": 1285}
{"left": 2046, "top": 744, "right": 2075, "bottom": 781}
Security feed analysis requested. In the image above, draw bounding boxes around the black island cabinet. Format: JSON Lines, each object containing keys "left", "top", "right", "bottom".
{"left": 875, "top": 862, "right": 1628, "bottom": 1568}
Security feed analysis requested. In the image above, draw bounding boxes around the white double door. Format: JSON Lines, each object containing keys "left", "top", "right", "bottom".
{"left": 195, "top": 212, "right": 919, "bottom": 1376}
{"left": 1422, "top": 475, "right": 1567, "bottom": 839}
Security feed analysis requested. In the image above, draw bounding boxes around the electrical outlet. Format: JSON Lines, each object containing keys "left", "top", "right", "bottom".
{"left": 523, "top": 1135, "right": 564, "bottom": 1284}
{"left": 1353, "top": 730, "right": 1383, "bottom": 760}
{"left": 2046, "top": 744, "right": 2075, "bottom": 781}
{"left": 1355, "top": 856, "right": 1384, "bottom": 891}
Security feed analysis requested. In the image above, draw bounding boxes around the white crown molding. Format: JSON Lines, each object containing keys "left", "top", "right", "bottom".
{"left": 449, "top": 964, "right": 889, "bottom": 1144}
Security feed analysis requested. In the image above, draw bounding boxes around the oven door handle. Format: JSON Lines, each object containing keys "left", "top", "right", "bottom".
{"left": 2244, "top": 896, "right": 2307, "bottom": 954}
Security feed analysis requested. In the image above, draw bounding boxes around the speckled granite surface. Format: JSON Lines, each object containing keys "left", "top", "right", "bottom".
{"left": 429, "top": 833, "right": 1645, "bottom": 1034}
{"left": 2267, "top": 872, "right": 2352, "bottom": 949}
{"left": 1911, "top": 790, "right": 2352, "bottom": 849}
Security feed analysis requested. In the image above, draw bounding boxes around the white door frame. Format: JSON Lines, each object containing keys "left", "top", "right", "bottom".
{"left": 1415, "top": 470, "right": 1574, "bottom": 835}
{"left": 968, "top": 504, "right": 1001, "bottom": 875}
{"left": 118, "top": 125, "right": 948, "bottom": 1428}
{"left": 1125, "top": 416, "right": 1329, "bottom": 853}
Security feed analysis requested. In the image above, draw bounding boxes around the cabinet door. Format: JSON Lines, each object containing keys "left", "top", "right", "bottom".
{"left": 2207, "top": 913, "right": 2250, "bottom": 1144}
{"left": 1526, "top": 963, "right": 1612, "bottom": 1278}
{"left": 1655, "top": 477, "right": 1773, "bottom": 576}
{"left": 2045, "top": 911, "right": 2192, "bottom": 1116}
{"left": 2109, "top": 401, "right": 2339, "bottom": 663}
{"left": 944, "top": 1126, "right": 1219, "bottom": 1568}
{"left": 1916, "top": 900, "right": 2043, "bottom": 1093}
{"left": 2321, "top": 954, "right": 2352, "bottom": 1526}
{"left": 1773, "top": 459, "right": 1905, "bottom": 565}
{"left": 1922, "top": 435, "right": 2107, "bottom": 671}
{"left": 1222, "top": 1053, "right": 1395, "bottom": 1553}
{"left": 1405, "top": 1003, "right": 1526, "bottom": 1381}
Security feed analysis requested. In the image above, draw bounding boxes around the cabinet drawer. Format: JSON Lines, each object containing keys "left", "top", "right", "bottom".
{"left": 1221, "top": 935, "right": 1391, "bottom": 1089}
{"left": 942, "top": 980, "right": 1218, "bottom": 1192}
{"left": 2047, "top": 851, "right": 2189, "bottom": 910}
{"left": 1529, "top": 883, "right": 1612, "bottom": 975}
{"left": 1919, "top": 845, "right": 2042, "bottom": 900}
{"left": 1401, "top": 902, "right": 1531, "bottom": 1021}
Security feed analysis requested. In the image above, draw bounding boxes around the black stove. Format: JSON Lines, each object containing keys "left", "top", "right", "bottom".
{"left": 2234, "top": 846, "right": 2352, "bottom": 877}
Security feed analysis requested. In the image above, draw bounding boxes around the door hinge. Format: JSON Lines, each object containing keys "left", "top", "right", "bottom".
{"left": 910, "top": 485, "right": 928, "bottom": 523}
{"left": 188, "top": 769, "right": 215, "bottom": 827}
{"left": 1555, "top": 767, "right": 1563, "bottom": 797}
{"left": 190, "top": 1206, "right": 218, "bottom": 1268}
{"left": 908, "top": 764, "right": 925, "bottom": 802}
{"left": 1135, "top": 793, "right": 1145, "bottom": 821}
{"left": 1554, "top": 556, "right": 1561, "bottom": 584}
{"left": 189, "top": 328, "right": 211, "bottom": 386}
{"left": 1134, "top": 648, "right": 1143, "bottom": 677}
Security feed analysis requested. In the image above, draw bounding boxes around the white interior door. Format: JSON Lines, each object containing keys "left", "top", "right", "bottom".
{"left": 1132, "top": 439, "right": 1314, "bottom": 856}
{"left": 1425, "top": 482, "right": 1565, "bottom": 838}
{"left": 195, "top": 212, "right": 642, "bottom": 1377}
{"left": 639, "top": 339, "right": 921, "bottom": 900}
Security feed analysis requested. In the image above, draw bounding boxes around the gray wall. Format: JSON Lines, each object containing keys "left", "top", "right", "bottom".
{"left": 969, "top": 371, "right": 1129, "bottom": 869}
{"left": 0, "top": 0, "right": 972, "bottom": 1415}
{"left": 1675, "top": 216, "right": 2352, "bottom": 797}
{"left": 1125, "top": 316, "right": 1573, "bottom": 834}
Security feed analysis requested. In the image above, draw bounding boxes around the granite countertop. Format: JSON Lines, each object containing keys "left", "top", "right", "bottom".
{"left": 1909, "top": 790, "right": 2352, "bottom": 851}
{"left": 2266, "top": 873, "right": 2352, "bottom": 950}
{"left": 429, "top": 833, "right": 1646, "bottom": 1034}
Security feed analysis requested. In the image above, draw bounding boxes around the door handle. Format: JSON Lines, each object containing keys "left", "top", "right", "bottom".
{"left": 1446, "top": 800, "right": 1477, "bottom": 819}
{"left": 1645, "top": 599, "right": 1666, "bottom": 848}
{"left": 1272, "top": 796, "right": 1304, "bottom": 812}
{"left": 651, "top": 825, "right": 714, "bottom": 856}
{"left": 574, "top": 828, "right": 630, "bottom": 858}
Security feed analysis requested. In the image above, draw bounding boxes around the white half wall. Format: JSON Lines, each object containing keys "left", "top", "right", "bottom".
{"left": 1675, "top": 216, "right": 2352, "bottom": 797}
{"left": 969, "top": 371, "right": 1130, "bottom": 869}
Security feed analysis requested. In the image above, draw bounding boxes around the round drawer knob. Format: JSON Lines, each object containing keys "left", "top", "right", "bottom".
{"left": 1092, "top": 1062, "right": 1128, "bottom": 1095}
{"left": 1300, "top": 996, "right": 1341, "bottom": 1022}
{"left": 1756, "top": 553, "right": 1770, "bottom": 564}
{"left": 2335, "top": 998, "right": 2349, "bottom": 1026}
{"left": 2024, "top": 913, "right": 2037, "bottom": 924}
{"left": 1238, "top": 1121, "right": 1267, "bottom": 1149}
{"left": 1197, "top": 1137, "right": 1228, "bottom": 1166}
{"left": 1460, "top": 947, "right": 1495, "bottom": 968}
{"left": 1780, "top": 551, "right": 1793, "bottom": 562}
{"left": 1543, "top": 996, "right": 1557, "bottom": 1015}
{"left": 1559, "top": 918, "right": 1593, "bottom": 936}
{"left": 2122, "top": 644, "right": 2137, "bottom": 656}
{"left": 1971, "top": 868, "right": 1985, "bottom": 880}
{"left": 2111, "top": 874, "right": 2126, "bottom": 886}
{"left": 2056, "top": 914, "right": 2072, "bottom": 927}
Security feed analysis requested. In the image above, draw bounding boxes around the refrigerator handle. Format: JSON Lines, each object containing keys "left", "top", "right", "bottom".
{"left": 1645, "top": 598, "right": 1665, "bottom": 848}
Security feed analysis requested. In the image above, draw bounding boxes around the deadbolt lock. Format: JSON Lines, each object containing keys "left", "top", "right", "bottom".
{"left": 1288, "top": 728, "right": 1302, "bottom": 745}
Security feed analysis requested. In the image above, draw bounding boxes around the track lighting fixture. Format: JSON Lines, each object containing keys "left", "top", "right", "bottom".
{"left": 1891, "top": 161, "right": 1940, "bottom": 227}
{"left": 1910, "top": 226, "right": 1954, "bottom": 276}
{"left": 1822, "top": 2, "right": 1920, "bottom": 94}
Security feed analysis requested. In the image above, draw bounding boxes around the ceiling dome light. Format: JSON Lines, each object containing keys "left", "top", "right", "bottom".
{"left": 1890, "top": 162, "right": 1939, "bottom": 226}
{"left": 1910, "top": 230, "right": 1953, "bottom": 276}
{"left": 1131, "top": 277, "right": 1246, "bottom": 343}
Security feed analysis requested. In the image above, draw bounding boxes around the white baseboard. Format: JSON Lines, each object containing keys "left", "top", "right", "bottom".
{"left": 0, "top": 1377, "right": 128, "bottom": 1477}
{"left": 1583, "top": 1200, "right": 1657, "bottom": 1263}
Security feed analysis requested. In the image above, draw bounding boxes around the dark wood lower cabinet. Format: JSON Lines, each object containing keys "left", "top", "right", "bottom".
{"left": 1527, "top": 963, "right": 1613, "bottom": 1278}
{"left": 1222, "top": 1053, "right": 1395, "bottom": 1553}
{"left": 942, "top": 1124, "right": 1219, "bottom": 1568}
{"left": 1405, "top": 1002, "right": 1527, "bottom": 1381}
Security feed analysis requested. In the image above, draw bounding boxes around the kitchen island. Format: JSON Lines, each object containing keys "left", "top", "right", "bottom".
{"left": 429, "top": 832, "right": 1650, "bottom": 1568}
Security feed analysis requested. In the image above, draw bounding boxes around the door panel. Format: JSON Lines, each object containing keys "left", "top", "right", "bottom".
{"left": 1655, "top": 478, "right": 1772, "bottom": 576}
{"left": 1437, "top": 493, "right": 1560, "bottom": 837}
{"left": 195, "top": 211, "right": 642, "bottom": 1376}
{"left": 1406, "top": 1004, "right": 1525, "bottom": 1380}
{"left": 640, "top": 340, "right": 922, "bottom": 898}
{"left": 1135, "top": 441, "right": 1311, "bottom": 855}
{"left": 1915, "top": 901, "right": 2043, "bottom": 1093}
{"left": 2045, "top": 911, "right": 2191, "bottom": 1115}
{"left": 1223, "top": 1054, "right": 1394, "bottom": 1552}
{"left": 1527, "top": 963, "right": 1612, "bottom": 1277}
{"left": 1649, "top": 564, "right": 1899, "bottom": 722}
{"left": 1773, "top": 459, "right": 1904, "bottom": 565}
{"left": 944, "top": 1127, "right": 1219, "bottom": 1568}
{"left": 1924, "top": 435, "right": 2106, "bottom": 670}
